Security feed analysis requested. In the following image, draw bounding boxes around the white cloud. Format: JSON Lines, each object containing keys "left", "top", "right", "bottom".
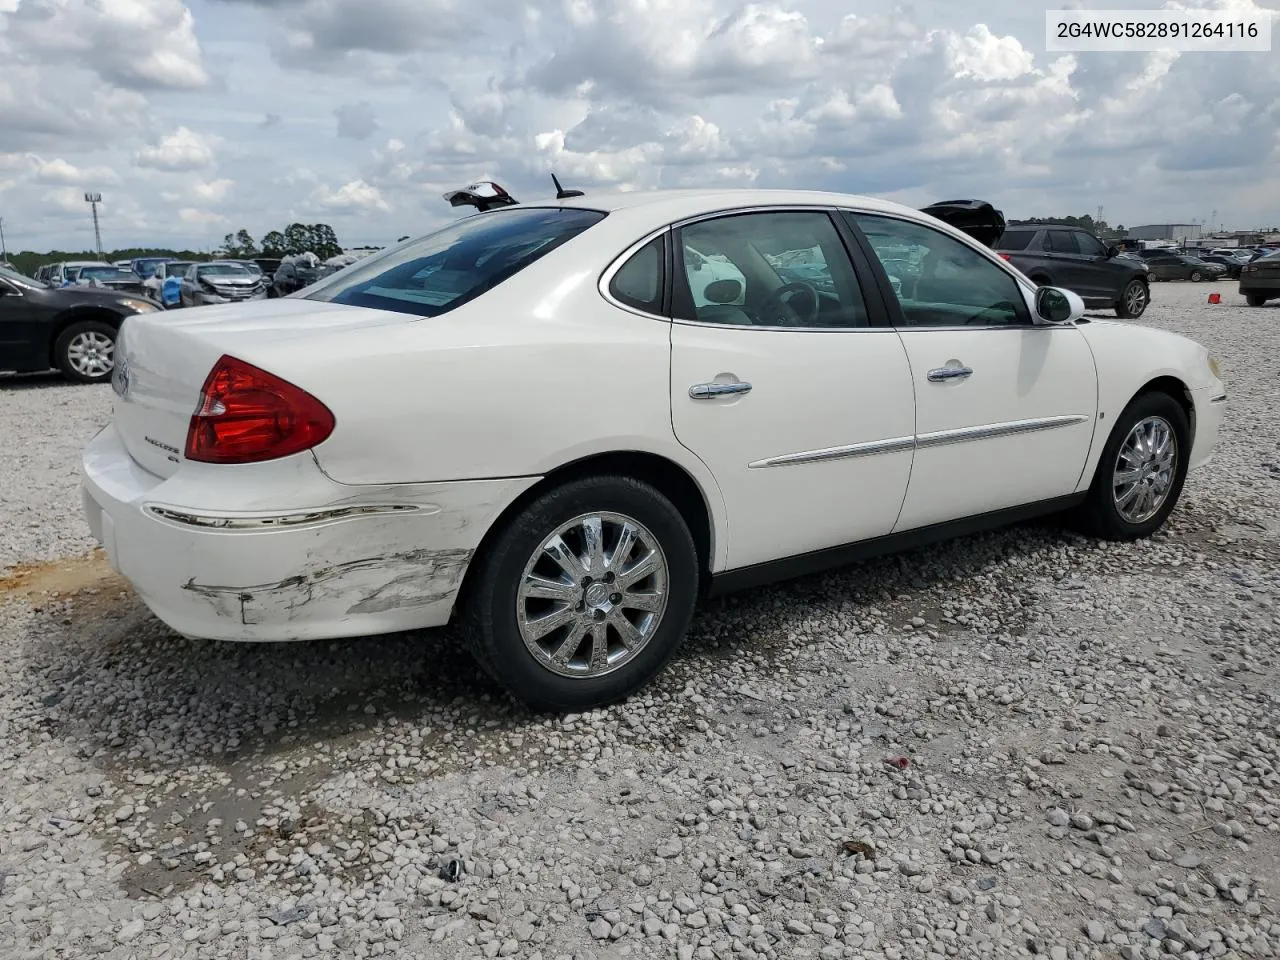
{"left": 309, "top": 179, "right": 391, "bottom": 213}
{"left": 6, "top": 0, "right": 209, "bottom": 90}
{"left": 178, "top": 207, "right": 228, "bottom": 226}
{"left": 134, "top": 127, "right": 218, "bottom": 172}
{"left": 194, "top": 178, "right": 235, "bottom": 202}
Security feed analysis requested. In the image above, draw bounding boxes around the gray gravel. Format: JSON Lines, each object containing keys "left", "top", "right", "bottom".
{"left": 2, "top": 281, "right": 1278, "bottom": 960}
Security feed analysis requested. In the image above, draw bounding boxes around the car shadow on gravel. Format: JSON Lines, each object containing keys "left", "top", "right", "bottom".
{"left": 17, "top": 513, "right": 1097, "bottom": 776}
{"left": 0, "top": 372, "right": 96, "bottom": 391}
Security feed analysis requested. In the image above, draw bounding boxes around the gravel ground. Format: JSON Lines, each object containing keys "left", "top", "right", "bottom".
{"left": 2, "top": 281, "right": 1277, "bottom": 960}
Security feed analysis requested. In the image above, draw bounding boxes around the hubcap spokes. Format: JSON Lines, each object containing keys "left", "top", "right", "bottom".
{"left": 1113, "top": 416, "right": 1176, "bottom": 524}
{"left": 1127, "top": 284, "right": 1146, "bottom": 314}
{"left": 517, "top": 512, "right": 669, "bottom": 678}
{"left": 67, "top": 332, "right": 115, "bottom": 377}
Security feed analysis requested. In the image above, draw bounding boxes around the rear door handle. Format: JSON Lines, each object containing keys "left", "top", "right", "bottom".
{"left": 689, "top": 382, "right": 752, "bottom": 399}
{"left": 927, "top": 366, "right": 973, "bottom": 382}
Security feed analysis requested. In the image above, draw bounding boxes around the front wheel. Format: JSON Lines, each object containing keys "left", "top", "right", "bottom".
{"left": 54, "top": 320, "right": 117, "bottom": 383}
{"left": 461, "top": 476, "right": 700, "bottom": 712}
{"left": 1115, "top": 279, "right": 1149, "bottom": 319}
{"left": 1077, "top": 392, "right": 1190, "bottom": 541}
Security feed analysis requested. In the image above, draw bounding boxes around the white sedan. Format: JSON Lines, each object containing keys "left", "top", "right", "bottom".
{"left": 82, "top": 188, "right": 1226, "bottom": 711}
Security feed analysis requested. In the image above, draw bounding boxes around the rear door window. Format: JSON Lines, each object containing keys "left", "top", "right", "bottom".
{"left": 305, "top": 207, "right": 607, "bottom": 317}
{"left": 1045, "top": 231, "right": 1080, "bottom": 254}
{"left": 997, "top": 230, "right": 1034, "bottom": 251}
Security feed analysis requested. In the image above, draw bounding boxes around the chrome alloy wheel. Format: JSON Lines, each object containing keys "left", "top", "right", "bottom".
{"left": 1124, "top": 281, "right": 1148, "bottom": 316}
{"left": 1112, "top": 415, "right": 1177, "bottom": 524}
{"left": 516, "top": 512, "right": 669, "bottom": 679}
{"left": 66, "top": 331, "right": 115, "bottom": 377}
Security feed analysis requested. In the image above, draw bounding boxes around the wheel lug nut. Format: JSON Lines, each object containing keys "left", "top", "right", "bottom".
{"left": 593, "top": 609, "right": 606, "bottom": 621}
{"left": 611, "top": 594, "right": 621, "bottom": 603}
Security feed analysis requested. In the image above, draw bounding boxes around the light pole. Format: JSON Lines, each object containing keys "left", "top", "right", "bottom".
{"left": 84, "top": 192, "right": 104, "bottom": 259}
{"left": 0, "top": 216, "right": 7, "bottom": 263}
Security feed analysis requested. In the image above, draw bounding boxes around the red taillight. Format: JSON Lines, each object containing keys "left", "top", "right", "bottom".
{"left": 185, "top": 354, "right": 335, "bottom": 464}
{"left": 997, "top": 253, "right": 1012, "bottom": 261}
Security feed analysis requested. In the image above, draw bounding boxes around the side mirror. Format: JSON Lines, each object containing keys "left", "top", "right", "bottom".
{"left": 704, "top": 279, "right": 743, "bottom": 304}
{"left": 1034, "top": 286, "right": 1085, "bottom": 324}
{"left": 1106, "top": 245, "right": 1119, "bottom": 258}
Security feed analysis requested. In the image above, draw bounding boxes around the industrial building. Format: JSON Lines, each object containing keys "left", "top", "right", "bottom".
{"left": 1127, "top": 224, "right": 1203, "bottom": 242}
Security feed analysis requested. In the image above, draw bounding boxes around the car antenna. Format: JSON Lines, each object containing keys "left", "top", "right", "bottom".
{"left": 551, "top": 172, "right": 584, "bottom": 200}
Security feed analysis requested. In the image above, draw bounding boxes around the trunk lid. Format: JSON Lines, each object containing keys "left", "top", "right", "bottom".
{"left": 111, "top": 298, "right": 408, "bottom": 479}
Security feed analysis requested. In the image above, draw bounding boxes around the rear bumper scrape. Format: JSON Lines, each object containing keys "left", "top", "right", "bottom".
{"left": 182, "top": 547, "right": 474, "bottom": 625}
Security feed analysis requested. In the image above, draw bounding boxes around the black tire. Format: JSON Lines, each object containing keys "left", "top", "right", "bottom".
{"left": 1190, "top": 271, "right": 1203, "bottom": 282}
{"left": 1115, "top": 279, "right": 1149, "bottom": 319}
{"left": 53, "top": 320, "right": 118, "bottom": 384}
{"left": 1077, "top": 391, "right": 1190, "bottom": 542}
{"left": 461, "top": 475, "right": 700, "bottom": 712}
{"left": 1246, "top": 294, "right": 1267, "bottom": 307}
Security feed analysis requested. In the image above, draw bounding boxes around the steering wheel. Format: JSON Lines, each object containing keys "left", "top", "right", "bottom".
{"left": 759, "top": 281, "right": 820, "bottom": 326}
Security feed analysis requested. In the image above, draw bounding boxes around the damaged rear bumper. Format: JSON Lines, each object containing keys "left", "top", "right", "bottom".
{"left": 81, "top": 423, "right": 537, "bottom": 641}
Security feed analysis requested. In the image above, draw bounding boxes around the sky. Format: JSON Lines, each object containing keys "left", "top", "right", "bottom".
{"left": 0, "top": 0, "right": 1277, "bottom": 254}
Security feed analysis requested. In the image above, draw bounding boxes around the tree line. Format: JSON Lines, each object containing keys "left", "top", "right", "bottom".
{"left": 220, "top": 223, "right": 342, "bottom": 260}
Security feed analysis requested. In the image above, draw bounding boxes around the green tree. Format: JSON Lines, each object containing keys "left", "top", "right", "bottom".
{"left": 309, "top": 223, "right": 342, "bottom": 259}
{"left": 283, "top": 222, "right": 311, "bottom": 255}
{"left": 235, "top": 229, "right": 259, "bottom": 258}
{"left": 260, "top": 231, "right": 287, "bottom": 257}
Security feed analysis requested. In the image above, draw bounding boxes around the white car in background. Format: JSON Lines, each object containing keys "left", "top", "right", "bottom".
{"left": 82, "top": 188, "right": 1226, "bottom": 711}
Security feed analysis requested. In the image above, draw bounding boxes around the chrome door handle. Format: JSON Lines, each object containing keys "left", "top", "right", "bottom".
{"left": 689, "top": 381, "right": 752, "bottom": 399}
{"left": 927, "top": 366, "right": 973, "bottom": 383}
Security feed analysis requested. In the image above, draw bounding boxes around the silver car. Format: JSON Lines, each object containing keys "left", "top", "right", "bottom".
{"left": 179, "top": 261, "right": 269, "bottom": 307}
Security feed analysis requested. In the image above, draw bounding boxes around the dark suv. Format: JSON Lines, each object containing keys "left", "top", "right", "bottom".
{"left": 995, "top": 224, "right": 1152, "bottom": 319}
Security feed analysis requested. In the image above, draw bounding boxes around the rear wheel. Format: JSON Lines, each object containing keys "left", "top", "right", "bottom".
{"left": 1190, "top": 270, "right": 1203, "bottom": 282}
{"left": 1115, "top": 279, "right": 1149, "bottom": 319}
{"left": 1246, "top": 294, "right": 1268, "bottom": 307}
{"left": 462, "top": 476, "right": 699, "bottom": 712}
{"left": 1077, "top": 391, "right": 1189, "bottom": 542}
{"left": 54, "top": 320, "right": 117, "bottom": 383}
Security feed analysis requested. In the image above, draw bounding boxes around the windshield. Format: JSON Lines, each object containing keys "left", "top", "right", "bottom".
{"left": 80, "top": 267, "right": 137, "bottom": 282}
{"left": 0, "top": 265, "right": 43, "bottom": 289}
{"left": 198, "top": 264, "right": 255, "bottom": 278}
{"left": 303, "top": 206, "right": 607, "bottom": 317}
{"left": 164, "top": 262, "right": 193, "bottom": 276}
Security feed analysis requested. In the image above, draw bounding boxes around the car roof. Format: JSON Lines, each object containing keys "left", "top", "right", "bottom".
{"left": 522, "top": 188, "right": 924, "bottom": 222}
{"left": 1004, "top": 222, "right": 1085, "bottom": 231}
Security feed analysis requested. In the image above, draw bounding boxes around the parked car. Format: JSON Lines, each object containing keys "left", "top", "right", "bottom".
{"left": 47, "top": 260, "right": 111, "bottom": 287}
{"left": 130, "top": 257, "right": 176, "bottom": 282}
{"left": 253, "top": 258, "right": 283, "bottom": 287}
{"left": 269, "top": 253, "right": 328, "bottom": 297}
{"left": 75, "top": 265, "right": 149, "bottom": 296}
{"left": 993, "top": 223, "right": 1151, "bottom": 318}
{"left": 0, "top": 263, "right": 159, "bottom": 382}
{"left": 1240, "top": 250, "right": 1280, "bottom": 306}
{"left": 1194, "top": 254, "right": 1244, "bottom": 279}
{"left": 1141, "top": 252, "right": 1228, "bottom": 282}
{"left": 142, "top": 260, "right": 195, "bottom": 307}
{"left": 179, "top": 261, "right": 268, "bottom": 307}
{"left": 82, "top": 188, "right": 1226, "bottom": 711}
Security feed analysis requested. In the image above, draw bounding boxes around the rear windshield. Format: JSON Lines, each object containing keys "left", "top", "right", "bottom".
{"left": 996, "top": 230, "right": 1034, "bottom": 250}
{"left": 303, "top": 207, "right": 607, "bottom": 317}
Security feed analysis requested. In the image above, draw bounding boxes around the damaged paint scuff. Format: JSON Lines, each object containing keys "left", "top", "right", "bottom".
{"left": 182, "top": 547, "right": 473, "bottom": 625}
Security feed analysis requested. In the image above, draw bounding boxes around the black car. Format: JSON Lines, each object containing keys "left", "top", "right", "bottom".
{"left": 0, "top": 264, "right": 158, "bottom": 383}
{"left": 253, "top": 257, "right": 282, "bottom": 285}
{"left": 1240, "top": 250, "right": 1280, "bottom": 307}
{"left": 1193, "top": 254, "right": 1244, "bottom": 279}
{"left": 993, "top": 223, "right": 1152, "bottom": 319}
{"left": 269, "top": 254, "right": 328, "bottom": 297}
{"left": 75, "top": 265, "right": 150, "bottom": 296}
{"left": 1140, "top": 252, "right": 1228, "bottom": 283}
